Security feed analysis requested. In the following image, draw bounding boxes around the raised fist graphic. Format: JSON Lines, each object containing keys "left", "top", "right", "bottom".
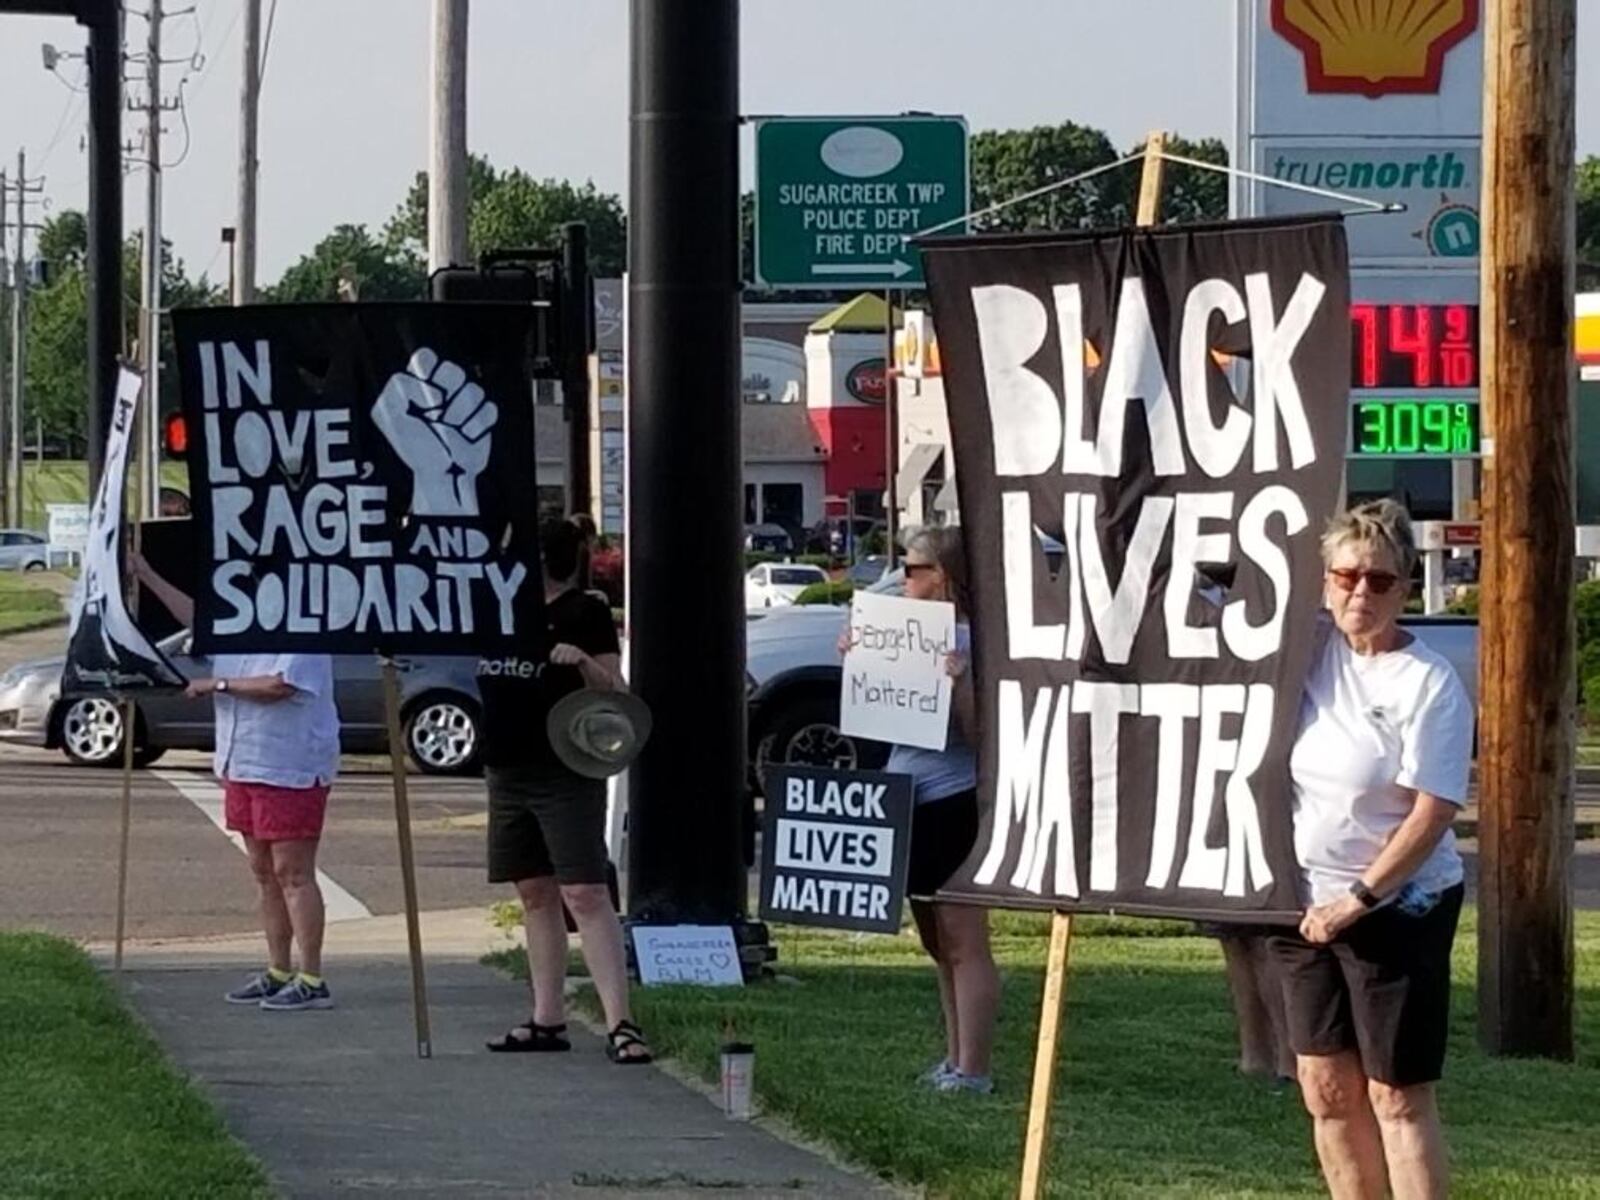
{"left": 372, "top": 348, "right": 499, "bottom": 517}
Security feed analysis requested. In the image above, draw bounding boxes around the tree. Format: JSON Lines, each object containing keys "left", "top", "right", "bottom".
{"left": 385, "top": 155, "right": 626, "bottom": 276}
{"left": 1116, "top": 134, "right": 1230, "bottom": 225}
{"left": 1578, "top": 156, "right": 1600, "bottom": 287}
{"left": 267, "top": 224, "right": 425, "bottom": 302}
{"left": 968, "top": 122, "right": 1121, "bottom": 232}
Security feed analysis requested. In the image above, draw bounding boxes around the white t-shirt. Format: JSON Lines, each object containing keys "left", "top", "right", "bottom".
{"left": 1288, "top": 626, "right": 1473, "bottom": 906}
{"left": 212, "top": 653, "right": 341, "bottom": 789}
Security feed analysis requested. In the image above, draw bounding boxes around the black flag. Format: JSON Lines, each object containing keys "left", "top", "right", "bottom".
{"left": 171, "top": 304, "right": 546, "bottom": 656}
{"left": 920, "top": 216, "right": 1349, "bottom": 922}
{"left": 63, "top": 366, "right": 186, "bottom": 693}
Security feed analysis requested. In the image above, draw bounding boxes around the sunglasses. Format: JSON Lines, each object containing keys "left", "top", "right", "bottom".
{"left": 1327, "top": 567, "right": 1401, "bottom": 595}
{"left": 904, "top": 562, "right": 938, "bottom": 577}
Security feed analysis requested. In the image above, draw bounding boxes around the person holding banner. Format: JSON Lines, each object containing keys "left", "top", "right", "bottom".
{"left": 130, "top": 552, "right": 342, "bottom": 1012}
{"left": 1269, "top": 502, "right": 1471, "bottom": 1199}
{"left": 478, "top": 520, "right": 651, "bottom": 1064}
{"left": 842, "top": 527, "right": 998, "bottom": 1095}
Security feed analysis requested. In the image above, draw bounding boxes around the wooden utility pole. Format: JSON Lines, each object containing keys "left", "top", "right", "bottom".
{"left": 234, "top": 0, "right": 260, "bottom": 304}
{"left": 1477, "top": 0, "right": 1577, "bottom": 1060}
{"left": 0, "top": 168, "right": 10, "bottom": 527}
{"left": 428, "top": 0, "right": 469, "bottom": 272}
{"left": 140, "top": 0, "right": 164, "bottom": 519}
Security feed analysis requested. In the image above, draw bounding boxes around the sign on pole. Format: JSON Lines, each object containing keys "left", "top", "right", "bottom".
{"left": 754, "top": 116, "right": 968, "bottom": 290}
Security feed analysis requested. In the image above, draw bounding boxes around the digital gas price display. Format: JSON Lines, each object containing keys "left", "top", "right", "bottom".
{"left": 1350, "top": 397, "right": 1480, "bottom": 458}
{"left": 1350, "top": 303, "right": 1479, "bottom": 390}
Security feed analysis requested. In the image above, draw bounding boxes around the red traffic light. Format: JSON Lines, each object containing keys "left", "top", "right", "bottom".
{"left": 162, "top": 412, "right": 188, "bottom": 457}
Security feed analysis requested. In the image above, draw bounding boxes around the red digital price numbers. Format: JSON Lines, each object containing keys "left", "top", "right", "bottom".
{"left": 1350, "top": 303, "right": 1478, "bottom": 390}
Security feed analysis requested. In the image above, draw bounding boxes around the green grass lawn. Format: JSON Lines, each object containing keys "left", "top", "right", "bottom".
{"left": 548, "top": 910, "right": 1600, "bottom": 1199}
{"left": 0, "top": 571, "right": 65, "bottom": 635}
{"left": 0, "top": 934, "right": 269, "bottom": 1199}
{"left": 17, "top": 460, "right": 189, "bottom": 532}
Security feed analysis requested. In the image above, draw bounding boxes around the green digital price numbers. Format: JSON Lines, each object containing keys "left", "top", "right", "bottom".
{"left": 1350, "top": 398, "right": 1480, "bottom": 457}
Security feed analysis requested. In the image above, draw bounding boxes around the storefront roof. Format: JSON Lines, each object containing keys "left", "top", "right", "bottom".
{"left": 809, "top": 293, "right": 903, "bottom": 334}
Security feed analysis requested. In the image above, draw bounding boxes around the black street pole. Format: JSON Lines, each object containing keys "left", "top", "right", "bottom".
{"left": 562, "top": 221, "right": 592, "bottom": 516}
{"left": 626, "top": 0, "right": 747, "bottom": 926}
{"left": 85, "top": 1, "right": 122, "bottom": 491}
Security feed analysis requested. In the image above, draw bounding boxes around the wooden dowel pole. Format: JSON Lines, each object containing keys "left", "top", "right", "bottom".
{"left": 1019, "top": 913, "right": 1073, "bottom": 1200}
{"left": 383, "top": 658, "right": 432, "bottom": 1058}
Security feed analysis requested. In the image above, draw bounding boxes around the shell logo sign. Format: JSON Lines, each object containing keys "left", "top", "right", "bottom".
{"left": 1271, "top": 0, "right": 1479, "bottom": 98}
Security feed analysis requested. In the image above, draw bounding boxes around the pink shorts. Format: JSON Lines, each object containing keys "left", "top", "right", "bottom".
{"left": 223, "top": 780, "right": 330, "bottom": 842}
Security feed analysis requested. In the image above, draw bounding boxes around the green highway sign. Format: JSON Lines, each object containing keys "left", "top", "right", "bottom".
{"left": 754, "top": 116, "right": 968, "bottom": 290}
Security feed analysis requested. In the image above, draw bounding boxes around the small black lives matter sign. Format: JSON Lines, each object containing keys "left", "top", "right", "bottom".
{"left": 171, "top": 304, "right": 544, "bottom": 655}
{"left": 920, "top": 215, "right": 1349, "bottom": 923}
{"left": 759, "top": 766, "right": 913, "bottom": 935}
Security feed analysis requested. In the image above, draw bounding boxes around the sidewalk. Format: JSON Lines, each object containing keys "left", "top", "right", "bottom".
{"left": 98, "top": 912, "right": 886, "bottom": 1199}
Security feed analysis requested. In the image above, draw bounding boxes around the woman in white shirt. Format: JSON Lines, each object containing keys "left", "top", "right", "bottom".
{"left": 1269, "top": 500, "right": 1472, "bottom": 1200}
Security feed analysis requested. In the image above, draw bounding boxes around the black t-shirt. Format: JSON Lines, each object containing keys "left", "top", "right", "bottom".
{"left": 477, "top": 588, "right": 621, "bottom": 769}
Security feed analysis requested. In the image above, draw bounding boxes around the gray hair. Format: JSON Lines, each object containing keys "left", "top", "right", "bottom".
{"left": 1321, "top": 499, "right": 1417, "bottom": 576}
{"left": 903, "top": 525, "right": 970, "bottom": 616}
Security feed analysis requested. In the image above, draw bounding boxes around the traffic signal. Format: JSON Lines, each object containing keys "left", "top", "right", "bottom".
{"left": 162, "top": 411, "right": 188, "bottom": 458}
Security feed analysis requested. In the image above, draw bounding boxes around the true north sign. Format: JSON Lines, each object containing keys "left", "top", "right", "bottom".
{"left": 920, "top": 215, "right": 1349, "bottom": 922}
{"left": 172, "top": 304, "right": 545, "bottom": 655}
{"left": 759, "top": 766, "right": 913, "bottom": 935}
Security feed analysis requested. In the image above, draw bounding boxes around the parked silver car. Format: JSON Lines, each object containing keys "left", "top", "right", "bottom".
{"left": 0, "top": 529, "right": 53, "bottom": 571}
{"left": 0, "top": 631, "right": 484, "bottom": 774}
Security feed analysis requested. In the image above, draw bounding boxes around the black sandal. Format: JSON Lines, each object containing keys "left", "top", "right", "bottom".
{"left": 605, "top": 1020, "right": 653, "bottom": 1065}
{"left": 486, "top": 1020, "right": 571, "bottom": 1053}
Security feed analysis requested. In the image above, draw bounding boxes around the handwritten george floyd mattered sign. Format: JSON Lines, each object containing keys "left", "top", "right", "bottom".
{"left": 171, "top": 304, "right": 545, "bottom": 655}
{"left": 838, "top": 590, "right": 956, "bottom": 751}
{"left": 920, "top": 216, "right": 1349, "bottom": 922}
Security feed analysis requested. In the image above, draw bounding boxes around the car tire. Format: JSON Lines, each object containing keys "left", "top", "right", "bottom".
{"left": 403, "top": 692, "right": 482, "bottom": 776}
{"left": 757, "top": 690, "right": 889, "bottom": 781}
{"left": 59, "top": 697, "right": 135, "bottom": 768}
{"left": 23, "top": 560, "right": 45, "bottom": 572}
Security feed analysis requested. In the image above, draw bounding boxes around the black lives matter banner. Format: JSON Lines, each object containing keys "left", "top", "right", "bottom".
{"left": 172, "top": 304, "right": 544, "bottom": 655}
{"left": 759, "top": 766, "right": 913, "bottom": 935}
{"left": 921, "top": 216, "right": 1349, "bottom": 922}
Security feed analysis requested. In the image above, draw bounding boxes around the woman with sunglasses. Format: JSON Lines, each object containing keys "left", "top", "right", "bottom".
{"left": 841, "top": 526, "right": 998, "bottom": 1095}
{"left": 1269, "top": 499, "right": 1472, "bottom": 1200}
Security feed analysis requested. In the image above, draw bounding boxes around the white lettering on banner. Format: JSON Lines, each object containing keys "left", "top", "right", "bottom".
{"left": 839, "top": 591, "right": 955, "bottom": 751}
{"left": 977, "top": 680, "right": 1277, "bottom": 898}
{"left": 782, "top": 774, "right": 889, "bottom": 821}
{"left": 969, "top": 272, "right": 1325, "bottom": 480}
{"left": 198, "top": 338, "right": 527, "bottom": 642}
{"left": 773, "top": 819, "right": 892, "bottom": 878}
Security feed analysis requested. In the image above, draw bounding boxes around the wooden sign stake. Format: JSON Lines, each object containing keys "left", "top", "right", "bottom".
{"left": 382, "top": 657, "right": 433, "bottom": 1058}
{"left": 1017, "top": 129, "right": 1167, "bottom": 1200}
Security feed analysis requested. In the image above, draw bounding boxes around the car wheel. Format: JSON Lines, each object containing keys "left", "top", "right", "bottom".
{"left": 758, "top": 691, "right": 888, "bottom": 781}
{"left": 60, "top": 697, "right": 129, "bottom": 767}
{"left": 23, "top": 560, "right": 45, "bottom": 572}
{"left": 404, "top": 694, "right": 482, "bottom": 775}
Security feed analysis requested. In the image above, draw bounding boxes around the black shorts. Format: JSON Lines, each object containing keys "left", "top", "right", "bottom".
{"left": 486, "top": 767, "right": 609, "bottom": 885}
{"left": 1267, "top": 884, "right": 1464, "bottom": 1087}
{"left": 907, "top": 790, "right": 979, "bottom": 897}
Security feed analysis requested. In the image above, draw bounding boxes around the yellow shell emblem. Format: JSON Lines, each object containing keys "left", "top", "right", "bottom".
{"left": 1272, "top": 0, "right": 1479, "bottom": 98}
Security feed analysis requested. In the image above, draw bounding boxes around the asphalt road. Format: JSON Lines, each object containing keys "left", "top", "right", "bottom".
{"left": 0, "top": 743, "right": 501, "bottom": 942}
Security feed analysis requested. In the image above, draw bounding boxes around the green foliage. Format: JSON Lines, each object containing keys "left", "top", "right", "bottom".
{"left": 0, "top": 933, "right": 271, "bottom": 1197}
{"left": 1121, "top": 134, "right": 1231, "bottom": 224}
{"left": 385, "top": 155, "right": 626, "bottom": 276}
{"left": 969, "top": 121, "right": 1121, "bottom": 232}
{"left": 0, "top": 574, "right": 65, "bottom": 634}
{"left": 1578, "top": 156, "right": 1600, "bottom": 280}
{"left": 267, "top": 223, "right": 425, "bottom": 302}
{"left": 794, "top": 580, "right": 853, "bottom": 606}
{"left": 1578, "top": 580, "right": 1600, "bottom": 722}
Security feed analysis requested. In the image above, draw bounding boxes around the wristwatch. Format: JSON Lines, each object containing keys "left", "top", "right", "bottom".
{"left": 215, "top": 678, "right": 230, "bottom": 694}
{"left": 1349, "top": 879, "right": 1381, "bottom": 909}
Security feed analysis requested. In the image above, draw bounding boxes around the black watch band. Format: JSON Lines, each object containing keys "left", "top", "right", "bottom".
{"left": 1349, "top": 880, "right": 1381, "bottom": 909}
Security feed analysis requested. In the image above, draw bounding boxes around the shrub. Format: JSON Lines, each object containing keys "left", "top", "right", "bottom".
{"left": 795, "top": 580, "right": 854, "bottom": 606}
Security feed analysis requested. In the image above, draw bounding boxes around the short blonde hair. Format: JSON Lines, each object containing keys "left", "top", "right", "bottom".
{"left": 1321, "top": 499, "right": 1417, "bottom": 576}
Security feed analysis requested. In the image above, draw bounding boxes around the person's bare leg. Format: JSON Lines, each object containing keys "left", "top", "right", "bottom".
{"left": 245, "top": 836, "right": 291, "bottom": 972}
{"left": 1221, "top": 934, "right": 1278, "bottom": 1076}
{"left": 1368, "top": 1080, "right": 1448, "bottom": 1200}
{"left": 269, "top": 838, "right": 324, "bottom": 976}
{"left": 1298, "top": 1052, "right": 1388, "bottom": 1200}
{"left": 515, "top": 875, "right": 568, "bottom": 1026}
{"left": 912, "top": 899, "right": 959, "bottom": 1067}
{"left": 560, "top": 882, "right": 635, "bottom": 1034}
{"left": 935, "top": 902, "right": 999, "bottom": 1079}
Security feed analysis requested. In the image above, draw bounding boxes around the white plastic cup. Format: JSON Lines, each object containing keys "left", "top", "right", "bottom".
{"left": 720, "top": 1041, "right": 755, "bottom": 1120}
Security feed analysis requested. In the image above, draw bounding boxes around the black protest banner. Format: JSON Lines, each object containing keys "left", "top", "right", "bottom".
{"left": 63, "top": 366, "right": 186, "bottom": 692}
{"left": 759, "top": 765, "right": 913, "bottom": 935}
{"left": 171, "top": 304, "right": 544, "bottom": 655}
{"left": 921, "top": 216, "right": 1349, "bottom": 922}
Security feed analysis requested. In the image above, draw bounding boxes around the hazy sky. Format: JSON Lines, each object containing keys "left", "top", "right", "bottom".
{"left": 0, "top": 1, "right": 1595, "bottom": 286}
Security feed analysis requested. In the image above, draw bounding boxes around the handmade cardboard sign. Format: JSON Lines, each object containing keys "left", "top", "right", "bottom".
{"left": 839, "top": 591, "right": 957, "bottom": 751}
